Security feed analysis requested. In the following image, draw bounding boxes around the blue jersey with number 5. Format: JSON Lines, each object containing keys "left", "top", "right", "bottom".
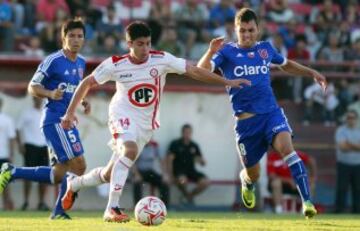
{"left": 30, "top": 49, "right": 86, "bottom": 164}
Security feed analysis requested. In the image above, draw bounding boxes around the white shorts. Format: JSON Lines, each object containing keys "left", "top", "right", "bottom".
{"left": 107, "top": 117, "right": 153, "bottom": 158}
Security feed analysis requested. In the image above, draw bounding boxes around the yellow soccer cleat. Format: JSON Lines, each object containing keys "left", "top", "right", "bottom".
{"left": 241, "top": 186, "right": 256, "bottom": 209}
{"left": 0, "top": 163, "right": 13, "bottom": 194}
{"left": 303, "top": 200, "right": 317, "bottom": 219}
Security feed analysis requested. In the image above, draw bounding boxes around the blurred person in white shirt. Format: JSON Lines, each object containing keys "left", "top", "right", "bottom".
{"left": 16, "top": 97, "right": 49, "bottom": 211}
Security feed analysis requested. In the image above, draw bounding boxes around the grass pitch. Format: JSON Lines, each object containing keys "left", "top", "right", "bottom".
{"left": 1, "top": 211, "right": 359, "bottom": 231}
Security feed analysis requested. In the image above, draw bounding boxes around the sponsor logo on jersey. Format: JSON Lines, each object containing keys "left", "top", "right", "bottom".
{"left": 233, "top": 63, "right": 269, "bottom": 77}
{"left": 128, "top": 83, "right": 157, "bottom": 107}
{"left": 150, "top": 68, "right": 158, "bottom": 78}
{"left": 258, "top": 49, "right": 268, "bottom": 59}
{"left": 64, "top": 70, "right": 70, "bottom": 75}
{"left": 58, "top": 82, "right": 78, "bottom": 93}
{"left": 236, "top": 53, "right": 244, "bottom": 57}
{"left": 119, "top": 73, "right": 132, "bottom": 78}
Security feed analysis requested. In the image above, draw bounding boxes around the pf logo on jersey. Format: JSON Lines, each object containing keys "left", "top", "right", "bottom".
{"left": 128, "top": 83, "right": 158, "bottom": 107}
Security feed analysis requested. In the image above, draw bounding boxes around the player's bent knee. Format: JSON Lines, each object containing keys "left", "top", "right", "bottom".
{"left": 123, "top": 141, "right": 138, "bottom": 161}
{"left": 68, "top": 156, "right": 87, "bottom": 175}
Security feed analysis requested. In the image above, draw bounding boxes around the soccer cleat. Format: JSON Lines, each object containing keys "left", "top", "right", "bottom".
{"left": 303, "top": 200, "right": 317, "bottom": 219}
{"left": 50, "top": 212, "right": 72, "bottom": 220}
{"left": 103, "top": 207, "right": 130, "bottom": 223}
{"left": 61, "top": 183, "right": 78, "bottom": 211}
{"left": 241, "top": 186, "right": 256, "bottom": 209}
{"left": 0, "top": 163, "right": 13, "bottom": 194}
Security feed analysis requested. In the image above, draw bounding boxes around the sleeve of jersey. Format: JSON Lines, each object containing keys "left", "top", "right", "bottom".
{"left": 92, "top": 58, "right": 115, "bottom": 84}
{"left": 210, "top": 51, "right": 224, "bottom": 73}
{"left": 267, "top": 42, "right": 287, "bottom": 66}
{"left": 164, "top": 52, "right": 186, "bottom": 74}
{"left": 30, "top": 61, "right": 52, "bottom": 86}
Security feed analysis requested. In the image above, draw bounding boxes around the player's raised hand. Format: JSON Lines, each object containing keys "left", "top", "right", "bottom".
{"left": 50, "top": 87, "right": 64, "bottom": 100}
{"left": 61, "top": 113, "right": 78, "bottom": 130}
{"left": 81, "top": 99, "right": 91, "bottom": 115}
{"left": 209, "top": 36, "right": 225, "bottom": 53}
{"left": 226, "top": 78, "right": 251, "bottom": 88}
{"left": 312, "top": 71, "right": 327, "bottom": 92}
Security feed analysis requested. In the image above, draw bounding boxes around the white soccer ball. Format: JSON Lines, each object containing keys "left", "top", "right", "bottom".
{"left": 134, "top": 196, "right": 167, "bottom": 226}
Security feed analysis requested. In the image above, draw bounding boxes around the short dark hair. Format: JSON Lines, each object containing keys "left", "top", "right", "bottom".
{"left": 182, "top": 124, "right": 192, "bottom": 133}
{"left": 125, "top": 21, "right": 151, "bottom": 41}
{"left": 61, "top": 18, "right": 86, "bottom": 39}
{"left": 235, "top": 8, "right": 258, "bottom": 26}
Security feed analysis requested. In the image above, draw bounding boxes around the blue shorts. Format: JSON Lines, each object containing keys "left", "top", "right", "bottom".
{"left": 42, "top": 123, "right": 84, "bottom": 165}
{"left": 235, "top": 108, "right": 292, "bottom": 168}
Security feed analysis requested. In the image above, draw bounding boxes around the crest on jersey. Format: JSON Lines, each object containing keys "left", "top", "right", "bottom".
{"left": 78, "top": 67, "right": 84, "bottom": 78}
{"left": 258, "top": 49, "right": 268, "bottom": 59}
{"left": 128, "top": 83, "right": 158, "bottom": 107}
{"left": 247, "top": 52, "right": 255, "bottom": 58}
{"left": 150, "top": 68, "right": 158, "bottom": 78}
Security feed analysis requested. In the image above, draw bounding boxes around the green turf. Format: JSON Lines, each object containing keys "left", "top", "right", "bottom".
{"left": 0, "top": 211, "right": 359, "bottom": 231}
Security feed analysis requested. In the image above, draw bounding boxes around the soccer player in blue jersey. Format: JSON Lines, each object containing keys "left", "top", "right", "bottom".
{"left": 0, "top": 19, "right": 89, "bottom": 219}
{"left": 198, "top": 8, "right": 327, "bottom": 218}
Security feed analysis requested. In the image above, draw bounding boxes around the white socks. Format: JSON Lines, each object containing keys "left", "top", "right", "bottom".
{"left": 70, "top": 167, "right": 107, "bottom": 192}
{"left": 106, "top": 156, "right": 134, "bottom": 211}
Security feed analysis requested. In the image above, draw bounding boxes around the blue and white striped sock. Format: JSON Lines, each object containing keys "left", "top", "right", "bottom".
{"left": 283, "top": 151, "right": 311, "bottom": 202}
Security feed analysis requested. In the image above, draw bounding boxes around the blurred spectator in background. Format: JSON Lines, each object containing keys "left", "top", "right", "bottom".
{"left": 95, "top": 34, "right": 122, "bottom": 57}
{"left": 16, "top": 97, "right": 49, "bottom": 211}
{"left": 267, "top": 0, "right": 295, "bottom": 24}
{"left": 19, "top": 36, "right": 45, "bottom": 58}
{"left": 156, "top": 26, "right": 184, "bottom": 57}
{"left": 96, "top": 4, "right": 123, "bottom": 45}
{"left": 0, "top": 0, "right": 15, "bottom": 51}
{"left": 174, "top": 0, "right": 208, "bottom": 58}
{"left": 277, "top": 19, "right": 298, "bottom": 49}
{"left": 22, "top": 0, "right": 37, "bottom": 35}
{"left": 347, "top": 93, "right": 360, "bottom": 128}
{"left": 317, "top": 32, "right": 344, "bottom": 66}
{"left": 336, "top": 79, "right": 354, "bottom": 120}
{"left": 287, "top": 35, "right": 310, "bottom": 103}
{"left": 267, "top": 149, "right": 316, "bottom": 214}
{"left": 303, "top": 81, "right": 338, "bottom": 126}
{"left": 148, "top": 0, "right": 172, "bottom": 46}
{"left": 132, "top": 140, "right": 170, "bottom": 207}
{"left": 0, "top": 98, "right": 15, "bottom": 210}
{"left": 208, "top": 0, "right": 236, "bottom": 31}
{"left": 269, "top": 33, "right": 287, "bottom": 57}
{"left": 167, "top": 124, "right": 209, "bottom": 204}
{"left": 36, "top": 0, "right": 70, "bottom": 23}
{"left": 213, "top": 17, "right": 236, "bottom": 42}
{"left": 334, "top": 110, "right": 360, "bottom": 214}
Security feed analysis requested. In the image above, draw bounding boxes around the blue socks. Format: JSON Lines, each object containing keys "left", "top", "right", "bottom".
{"left": 12, "top": 166, "right": 53, "bottom": 184}
{"left": 284, "top": 151, "right": 311, "bottom": 202}
{"left": 52, "top": 174, "right": 68, "bottom": 216}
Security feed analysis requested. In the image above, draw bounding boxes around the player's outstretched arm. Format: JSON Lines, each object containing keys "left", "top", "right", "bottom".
{"left": 185, "top": 63, "right": 251, "bottom": 88}
{"left": 197, "top": 37, "right": 225, "bottom": 70}
{"left": 280, "top": 60, "right": 327, "bottom": 91}
{"left": 61, "top": 75, "right": 99, "bottom": 129}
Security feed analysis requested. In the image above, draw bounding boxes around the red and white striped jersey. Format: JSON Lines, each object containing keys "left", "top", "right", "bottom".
{"left": 92, "top": 51, "right": 186, "bottom": 130}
